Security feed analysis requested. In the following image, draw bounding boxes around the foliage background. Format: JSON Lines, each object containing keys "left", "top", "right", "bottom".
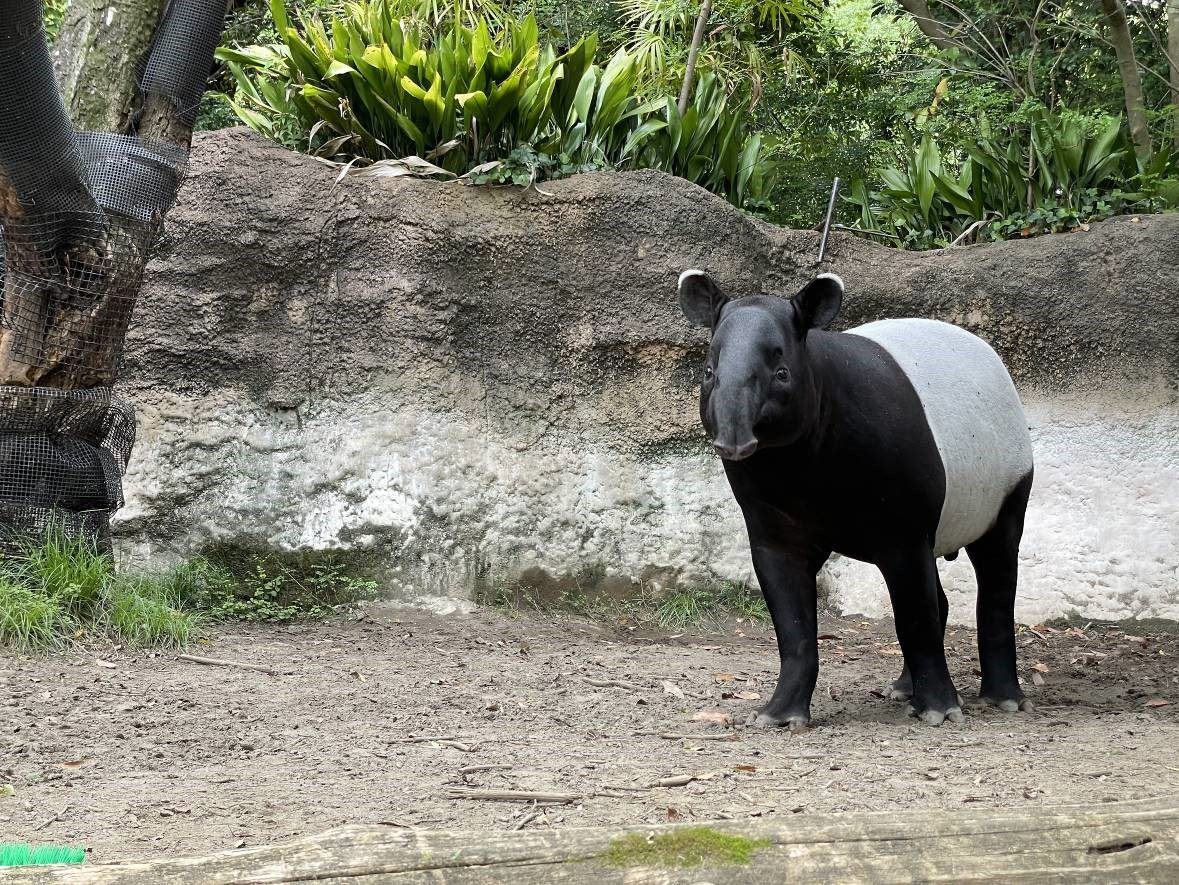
{"left": 193, "top": 0, "right": 1179, "bottom": 247}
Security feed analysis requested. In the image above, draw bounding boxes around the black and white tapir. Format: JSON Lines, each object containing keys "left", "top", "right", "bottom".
{"left": 679, "top": 269, "right": 1034, "bottom": 729}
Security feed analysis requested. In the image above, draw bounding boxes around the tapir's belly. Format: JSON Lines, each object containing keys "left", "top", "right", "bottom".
{"left": 847, "top": 319, "right": 1034, "bottom": 556}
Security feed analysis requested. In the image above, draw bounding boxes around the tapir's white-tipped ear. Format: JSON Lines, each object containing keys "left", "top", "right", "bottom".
{"left": 678, "top": 269, "right": 729, "bottom": 328}
{"left": 793, "top": 273, "right": 844, "bottom": 331}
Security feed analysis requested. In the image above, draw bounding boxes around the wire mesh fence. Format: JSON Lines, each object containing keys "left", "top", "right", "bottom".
{"left": 0, "top": 0, "right": 224, "bottom": 549}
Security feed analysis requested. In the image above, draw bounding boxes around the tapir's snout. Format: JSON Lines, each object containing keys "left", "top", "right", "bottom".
{"left": 713, "top": 437, "right": 759, "bottom": 461}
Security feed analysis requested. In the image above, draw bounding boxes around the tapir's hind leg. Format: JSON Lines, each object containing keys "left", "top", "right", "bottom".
{"left": 878, "top": 546, "right": 963, "bottom": 725}
{"left": 967, "top": 470, "right": 1034, "bottom": 713}
{"left": 889, "top": 575, "right": 948, "bottom": 701}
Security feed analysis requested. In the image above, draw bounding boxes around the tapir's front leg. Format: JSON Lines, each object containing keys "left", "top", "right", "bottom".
{"left": 747, "top": 541, "right": 828, "bottom": 731}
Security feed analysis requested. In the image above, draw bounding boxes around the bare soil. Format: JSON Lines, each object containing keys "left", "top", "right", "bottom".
{"left": 2, "top": 604, "right": 1177, "bottom": 863}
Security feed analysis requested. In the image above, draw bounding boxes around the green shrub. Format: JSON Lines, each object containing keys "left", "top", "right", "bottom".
{"left": 216, "top": 0, "right": 771, "bottom": 206}
{"left": 189, "top": 550, "right": 380, "bottom": 622}
{"left": 846, "top": 109, "right": 1179, "bottom": 248}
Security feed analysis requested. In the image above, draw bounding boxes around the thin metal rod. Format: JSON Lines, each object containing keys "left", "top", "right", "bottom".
{"left": 817, "top": 177, "right": 841, "bottom": 263}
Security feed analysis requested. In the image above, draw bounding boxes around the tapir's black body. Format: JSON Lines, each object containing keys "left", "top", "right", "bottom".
{"left": 679, "top": 272, "right": 1034, "bottom": 728}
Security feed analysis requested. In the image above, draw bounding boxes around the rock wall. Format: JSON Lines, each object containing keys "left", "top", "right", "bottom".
{"left": 116, "top": 128, "right": 1179, "bottom": 623}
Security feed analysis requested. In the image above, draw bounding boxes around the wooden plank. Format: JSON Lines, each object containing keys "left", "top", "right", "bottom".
{"left": 3, "top": 796, "right": 1176, "bottom": 884}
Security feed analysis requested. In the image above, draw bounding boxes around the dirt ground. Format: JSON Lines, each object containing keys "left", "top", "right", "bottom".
{"left": 2, "top": 603, "right": 1177, "bottom": 864}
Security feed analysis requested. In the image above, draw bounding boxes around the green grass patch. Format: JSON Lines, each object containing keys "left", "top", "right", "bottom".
{"left": 0, "top": 529, "right": 382, "bottom": 652}
{"left": 604, "top": 827, "right": 769, "bottom": 869}
{"left": 480, "top": 580, "right": 769, "bottom": 630}
{"left": 0, "top": 527, "right": 198, "bottom": 652}
{"left": 0, "top": 843, "right": 85, "bottom": 867}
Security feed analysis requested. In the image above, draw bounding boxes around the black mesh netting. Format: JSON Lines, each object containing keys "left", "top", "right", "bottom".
{"left": 0, "top": 0, "right": 224, "bottom": 546}
{"left": 139, "top": 0, "right": 228, "bottom": 127}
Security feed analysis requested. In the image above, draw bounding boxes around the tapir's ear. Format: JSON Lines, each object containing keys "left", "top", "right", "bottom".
{"left": 792, "top": 273, "right": 843, "bottom": 331}
{"left": 678, "top": 269, "right": 729, "bottom": 328}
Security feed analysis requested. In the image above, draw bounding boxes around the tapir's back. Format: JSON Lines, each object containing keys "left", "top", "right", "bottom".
{"left": 846, "top": 318, "right": 1033, "bottom": 556}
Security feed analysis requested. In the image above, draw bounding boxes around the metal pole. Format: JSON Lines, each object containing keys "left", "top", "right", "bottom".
{"left": 817, "top": 177, "right": 840, "bottom": 264}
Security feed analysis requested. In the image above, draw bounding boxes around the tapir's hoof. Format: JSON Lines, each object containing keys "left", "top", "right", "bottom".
{"left": 890, "top": 686, "right": 963, "bottom": 707}
{"left": 985, "top": 696, "right": 1035, "bottom": 713}
{"left": 906, "top": 705, "right": 965, "bottom": 726}
{"left": 747, "top": 710, "right": 811, "bottom": 732}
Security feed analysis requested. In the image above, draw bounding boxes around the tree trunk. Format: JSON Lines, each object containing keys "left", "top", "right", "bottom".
{"left": 896, "top": 0, "right": 958, "bottom": 53}
{"left": 1168, "top": 0, "right": 1179, "bottom": 152}
{"left": 52, "top": 0, "right": 168, "bottom": 132}
{"left": 677, "top": 0, "right": 713, "bottom": 114}
{"left": 0, "top": 0, "right": 111, "bottom": 387}
{"left": 0, "top": 0, "right": 227, "bottom": 388}
{"left": 1101, "top": 0, "right": 1153, "bottom": 163}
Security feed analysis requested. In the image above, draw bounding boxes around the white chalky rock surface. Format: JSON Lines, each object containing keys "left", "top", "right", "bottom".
{"left": 117, "top": 385, "right": 1178, "bottom": 625}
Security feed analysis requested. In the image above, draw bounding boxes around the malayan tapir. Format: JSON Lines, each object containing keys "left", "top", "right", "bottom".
{"left": 678, "top": 269, "right": 1034, "bottom": 729}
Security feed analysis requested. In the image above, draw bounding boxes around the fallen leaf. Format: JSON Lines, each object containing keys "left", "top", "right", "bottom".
{"left": 817, "top": 633, "right": 840, "bottom": 641}
{"left": 666, "top": 806, "right": 684, "bottom": 821}
{"left": 1143, "top": 698, "right": 1170, "bottom": 708}
{"left": 733, "top": 690, "right": 761, "bottom": 701}
{"left": 691, "top": 710, "right": 733, "bottom": 727}
{"left": 349, "top": 671, "right": 368, "bottom": 683}
{"left": 59, "top": 759, "right": 88, "bottom": 769}
{"left": 1030, "top": 661, "right": 1049, "bottom": 673}
{"left": 713, "top": 672, "right": 735, "bottom": 684}
{"left": 1031, "top": 672, "right": 1045, "bottom": 687}
{"left": 654, "top": 774, "right": 696, "bottom": 787}
{"left": 662, "top": 681, "right": 685, "bottom": 699}
{"left": 95, "top": 659, "right": 117, "bottom": 669}
{"left": 734, "top": 764, "right": 757, "bottom": 773}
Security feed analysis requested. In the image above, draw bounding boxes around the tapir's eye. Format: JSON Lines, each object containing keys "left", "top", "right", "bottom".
{"left": 702, "top": 366, "right": 715, "bottom": 382}
{"left": 775, "top": 367, "right": 790, "bottom": 383}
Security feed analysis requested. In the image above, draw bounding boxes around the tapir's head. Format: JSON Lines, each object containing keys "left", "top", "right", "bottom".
{"left": 678, "top": 270, "right": 844, "bottom": 461}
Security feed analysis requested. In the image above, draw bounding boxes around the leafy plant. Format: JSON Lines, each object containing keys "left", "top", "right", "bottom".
{"left": 217, "top": 0, "right": 772, "bottom": 205}
{"left": 467, "top": 144, "right": 604, "bottom": 185}
{"left": 190, "top": 552, "right": 379, "bottom": 622}
{"left": 846, "top": 108, "right": 1176, "bottom": 248}
{"left": 615, "top": 0, "right": 818, "bottom": 95}
{"left": 42, "top": 0, "right": 66, "bottom": 43}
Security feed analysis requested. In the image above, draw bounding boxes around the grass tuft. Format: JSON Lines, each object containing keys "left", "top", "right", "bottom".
{"left": 0, "top": 578, "right": 72, "bottom": 652}
{"left": 0, "top": 529, "right": 384, "bottom": 651}
{"left": 604, "top": 827, "right": 769, "bottom": 868}
{"left": 106, "top": 578, "right": 199, "bottom": 648}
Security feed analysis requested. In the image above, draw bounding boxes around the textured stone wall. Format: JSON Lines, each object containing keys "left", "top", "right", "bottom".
{"left": 116, "top": 128, "right": 1179, "bottom": 623}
